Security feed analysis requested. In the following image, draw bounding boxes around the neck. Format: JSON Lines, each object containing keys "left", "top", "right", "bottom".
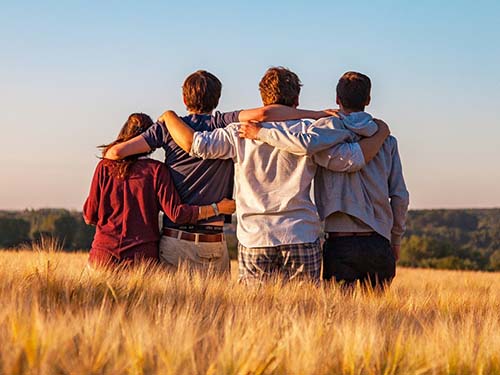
{"left": 339, "top": 106, "right": 364, "bottom": 115}
{"left": 188, "top": 110, "right": 212, "bottom": 116}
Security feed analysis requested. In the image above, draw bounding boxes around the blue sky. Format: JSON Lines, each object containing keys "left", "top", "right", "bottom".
{"left": 1, "top": 0, "right": 499, "bottom": 210}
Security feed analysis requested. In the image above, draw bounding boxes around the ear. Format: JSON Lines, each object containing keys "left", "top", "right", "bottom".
{"left": 365, "top": 95, "right": 371, "bottom": 107}
{"left": 336, "top": 96, "right": 340, "bottom": 106}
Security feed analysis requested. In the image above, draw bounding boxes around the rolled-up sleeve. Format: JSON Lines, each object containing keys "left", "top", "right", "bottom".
{"left": 313, "top": 142, "right": 365, "bottom": 172}
{"left": 190, "top": 126, "right": 237, "bottom": 160}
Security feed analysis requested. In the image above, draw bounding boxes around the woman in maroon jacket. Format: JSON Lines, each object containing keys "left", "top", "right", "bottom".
{"left": 83, "top": 113, "right": 235, "bottom": 267}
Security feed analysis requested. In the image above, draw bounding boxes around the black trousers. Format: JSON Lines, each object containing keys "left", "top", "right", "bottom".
{"left": 323, "top": 233, "right": 396, "bottom": 289}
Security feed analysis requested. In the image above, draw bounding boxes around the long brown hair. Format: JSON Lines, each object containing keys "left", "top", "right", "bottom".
{"left": 100, "top": 113, "right": 154, "bottom": 179}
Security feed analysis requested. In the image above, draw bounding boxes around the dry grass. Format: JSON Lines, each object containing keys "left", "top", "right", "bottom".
{"left": 0, "top": 248, "right": 499, "bottom": 375}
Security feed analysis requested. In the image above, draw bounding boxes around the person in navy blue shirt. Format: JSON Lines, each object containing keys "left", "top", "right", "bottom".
{"left": 105, "top": 70, "right": 332, "bottom": 274}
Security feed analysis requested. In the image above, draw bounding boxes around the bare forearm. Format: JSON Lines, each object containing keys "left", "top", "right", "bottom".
{"left": 197, "top": 199, "right": 236, "bottom": 220}
{"left": 358, "top": 133, "right": 386, "bottom": 162}
{"left": 358, "top": 119, "right": 390, "bottom": 163}
{"left": 197, "top": 205, "right": 215, "bottom": 221}
{"left": 104, "top": 136, "right": 151, "bottom": 160}
{"left": 160, "top": 111, "right": 194, "bottom": 152}
{"left": 240, "top": 104, "right": 327, "bottom": 122}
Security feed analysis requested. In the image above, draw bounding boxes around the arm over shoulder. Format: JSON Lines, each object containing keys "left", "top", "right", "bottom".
{"left": 313, "top": 142, "right": 366, "bottom": 172}
{"left": 213, "top": 111, "right": 241, "bottom": 128}
{"left": 257, "top": 118, "right": 355, "bottom": 156}
{"left": 190, "top": 125, "right": 238, "bottom": 160}
{"left": 155, "top": 163, "right": 199, "bottom": 224}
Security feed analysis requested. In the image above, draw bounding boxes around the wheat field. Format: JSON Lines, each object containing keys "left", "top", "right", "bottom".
{"left": 0, "top": 246, "right": 499, "bottom": 375}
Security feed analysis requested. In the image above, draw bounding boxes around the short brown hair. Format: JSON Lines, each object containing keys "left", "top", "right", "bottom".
{"left": 336, "top": 71, "right": 371, "bottom": 111}
{"left": 182, "top": 70, "right": 222, "bottom": 113}
{"left": 259, "top": 67, "right": 302, "bottom": 106}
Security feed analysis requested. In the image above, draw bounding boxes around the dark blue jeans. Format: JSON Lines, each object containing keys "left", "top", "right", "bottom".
{"left": 323, "top": 233, "right": 396, "bottom": 290}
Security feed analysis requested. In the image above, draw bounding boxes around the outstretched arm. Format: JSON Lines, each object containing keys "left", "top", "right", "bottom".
{"left": 239, "top": 118, "right": 390, "bottom": 164}
{"left": 238, "top": 117, "right": 354, "bottom": 156}
{"left": 156, "top": 164, "right": 236, "bottom": 223}
{"left": 238, "top": 104, "right": 336, "bottom": 122}
{"left": 103, "top": 120, "right": 171, "bottom": 159}
{"left": 104, "top": 136, "right": 151, "bottom": 160}
{"left": 159, "top": 110, "right": 236, "bottom": 160}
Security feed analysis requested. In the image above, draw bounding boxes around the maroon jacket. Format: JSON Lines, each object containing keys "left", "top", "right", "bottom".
{"left": 83, "top": 158, "right": 198, "bottom": 261}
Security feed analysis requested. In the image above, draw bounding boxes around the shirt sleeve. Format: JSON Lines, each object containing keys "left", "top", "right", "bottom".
{"left": 83, "top": 163, "right": 102, "bottom": 225}
{"left": 141, "top": 121, "right": 169, "bottom": 150}
{"left": 212, "top": 110, "right": 242, "bottom": 128}
{"left": 388, "top": 137, "right": 410, "bottom": 245}
{"left": 190, "top": 126, "right": 237, "bottom": 160}
{"left": 312, "top": 143, "right": 366, "bottom": 172}
{"left": 257, "top": 119, "right": 355, "bottom": 156}
{"left": 155, "top": 164, "right": 199, "bottom": 224}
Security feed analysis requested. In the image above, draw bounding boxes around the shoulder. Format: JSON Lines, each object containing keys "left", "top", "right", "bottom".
{"left": 261, "top": 119, "right": 309, "bottom": 130}
{"left": 386, "top": 135, "right": 398, "bottom": 147}
{"left": 212, "top": 110, "right": 241, "bottom": 127}
{"left": 383, "top": 135, "right": 400, "bottom": 155}
{"left": 306, "top": 116, "right": 347, "bottom": 131}
{"left": 202, "top": 122, "right": 240, "bottom": 134}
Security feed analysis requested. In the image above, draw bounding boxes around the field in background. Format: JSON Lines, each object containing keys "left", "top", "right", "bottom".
{"left": 0, "top": 249, "right": 499, "bottom": 374}
{"left": 2, "top": 208, "right": 500, "bottom": 271}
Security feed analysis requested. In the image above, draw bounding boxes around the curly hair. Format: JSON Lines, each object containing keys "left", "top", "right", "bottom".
{"left": 259, "top": 67, "right": 302, "bottom": 107}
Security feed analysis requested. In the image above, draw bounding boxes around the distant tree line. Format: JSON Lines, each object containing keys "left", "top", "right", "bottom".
{"left": 400, "top": 209, "right": 500, "bottom": 271}
{"left": 0, "top": 209, "right": 94, "bottom": 250}
{"left": 0, "top": 208, "right": 499, "bottom": 271}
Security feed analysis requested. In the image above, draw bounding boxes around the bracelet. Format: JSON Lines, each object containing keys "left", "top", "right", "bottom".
{"left": 211, "top": 202, "right": 220, "bottom": 216}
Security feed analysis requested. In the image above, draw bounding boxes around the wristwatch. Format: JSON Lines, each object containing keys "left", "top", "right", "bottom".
{"left": 211, "top": 202, "right": 220, "bottom": 216}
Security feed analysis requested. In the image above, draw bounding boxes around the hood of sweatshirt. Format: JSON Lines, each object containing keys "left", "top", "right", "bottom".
{"left": 338, "top": 111, "right": 378, "bottom": 137}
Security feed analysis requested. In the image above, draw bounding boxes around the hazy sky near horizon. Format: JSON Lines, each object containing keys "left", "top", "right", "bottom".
{"left": 1, "top": 0, "right": 499, "bottom": 210}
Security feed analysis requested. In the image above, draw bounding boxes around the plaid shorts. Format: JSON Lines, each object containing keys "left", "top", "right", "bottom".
{"left": 238, "top": 239, "right": 321, "bottom": 284}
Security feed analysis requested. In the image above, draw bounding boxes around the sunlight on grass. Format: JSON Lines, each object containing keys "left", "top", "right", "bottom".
{"left": 0, "top": 249, "right": 498, "bottom": 374}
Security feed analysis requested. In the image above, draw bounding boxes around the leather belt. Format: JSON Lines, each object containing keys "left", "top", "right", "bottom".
{"left": 162, "top": 228, "right": 225, "bottom": 243}
{"left": 325, "top": 231, "right": 375, "bottom": 239}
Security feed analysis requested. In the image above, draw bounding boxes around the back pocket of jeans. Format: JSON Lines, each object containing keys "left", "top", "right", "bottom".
{"left": 196, "top": 244, "right": 224, "bottom": 260}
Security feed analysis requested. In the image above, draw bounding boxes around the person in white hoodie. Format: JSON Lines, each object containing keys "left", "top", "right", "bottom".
{"left": 240, "top": 71, "right": 409, "bottom": 290}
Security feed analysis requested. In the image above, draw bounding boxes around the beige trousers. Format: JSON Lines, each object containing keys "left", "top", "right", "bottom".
{"left": 159, "top": 234, "right": 230, "bottom": 274}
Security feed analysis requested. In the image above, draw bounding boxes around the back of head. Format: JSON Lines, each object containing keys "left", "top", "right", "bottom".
{"left": 336, "top": 71, "right": 371, "bottom": 112}
{"left": 182, "top": 70, "right": 222, "bottom": 114}
{"left": 101, "top": 113, "right": 154, "bottom": 178}
{"left": 259, "top": 66, "right": 302, "bottom": 107}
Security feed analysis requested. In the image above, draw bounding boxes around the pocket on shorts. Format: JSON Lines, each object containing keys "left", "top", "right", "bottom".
{"left": 196, "top": 241, "right": 226, "bottom": 260}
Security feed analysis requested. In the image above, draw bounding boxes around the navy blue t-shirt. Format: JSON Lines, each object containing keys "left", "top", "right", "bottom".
{"left": 142, "top": 110, "right": 240, "bottom": 228}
